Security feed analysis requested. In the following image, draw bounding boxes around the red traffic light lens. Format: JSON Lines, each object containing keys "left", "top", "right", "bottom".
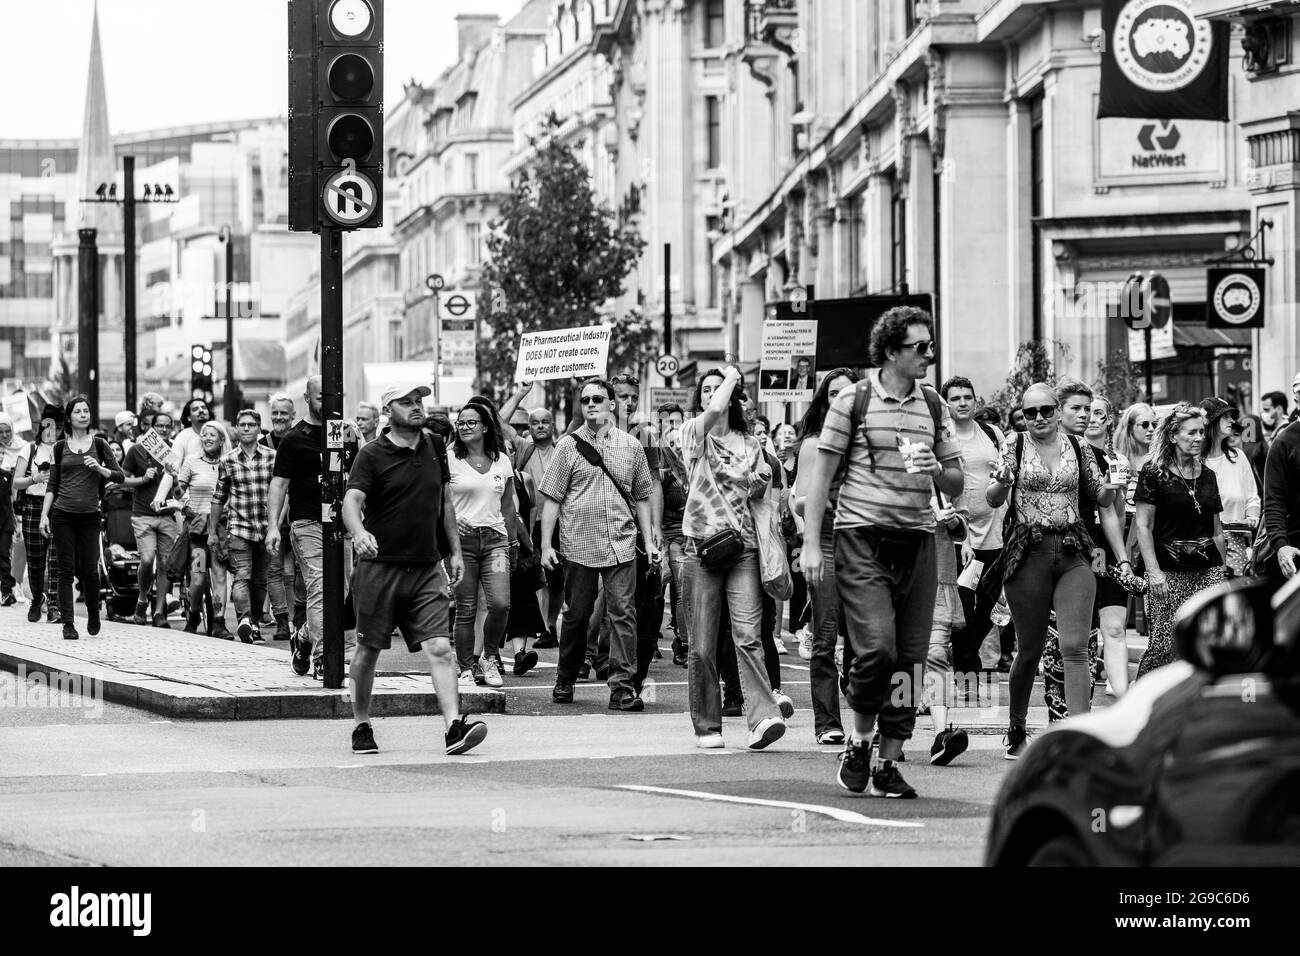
{"left": 328, "top": 54, "right": 374, "bottom": 101}
{"left": 327, "top": 115, "right": 374, "bottom": 160}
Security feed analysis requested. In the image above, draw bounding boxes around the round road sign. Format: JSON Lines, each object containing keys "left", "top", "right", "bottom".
{"left": 656, "top": 354, "right": 680, "bottom": 378}
{"left": 445, "top": 294, "right": 471, "bottom": 317}
{"left": 322, "top": 168, "right": 377, "bottom": 226}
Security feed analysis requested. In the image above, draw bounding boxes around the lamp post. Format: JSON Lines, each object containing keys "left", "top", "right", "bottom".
{"left": 219, "top": 224, "right": 235, "bottom": 421}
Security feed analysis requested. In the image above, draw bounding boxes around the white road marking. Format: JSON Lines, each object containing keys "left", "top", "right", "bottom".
{"left": 511, "top": 681, "right": 812, "bottom": 691}
{"left": 336, "top": 764, "right": 365, "bottom": 769}
{"left": 80, "top": 772, "right": 107, "bottom": 777}
{"left": 616, "top": 785, "right": 925, "bottom": 828}
{"left": 780, "top": 663, "right": 809, "bottom": 671}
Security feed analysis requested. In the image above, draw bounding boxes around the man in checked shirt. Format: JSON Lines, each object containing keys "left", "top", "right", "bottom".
{"left": 209, "top": 408, "right": 276, "bottom": 644}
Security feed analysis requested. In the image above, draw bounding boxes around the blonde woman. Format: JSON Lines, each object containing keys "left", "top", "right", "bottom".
{"left": 1133, "top": 404, "right": 1226, "bottom": 677}
{"left": 1199, "top": 398, "right": 1259, "bottom": 577}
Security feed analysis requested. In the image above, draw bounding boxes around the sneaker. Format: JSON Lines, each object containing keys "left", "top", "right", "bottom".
{"left": 480, "top": 656, "right": 504, "bottom": 688}
{"left": 87, "top": 614, "right": 101, "bottom": 637}
{"left": 671, "top": 636, "right": 688, "bottom": 667}
{"left": 236, "top": 616, "right": 254, "bottom": 643}
{"left": 577, "top": 660, "right": 592, "bottom": 680}
{"left": 132, "top": 603, "right": 148, "bottom": 626}
{"left": 609, "top": 690, "right": 645, "bottom": 712}
{"left": 471, "top": 660, "right": 486, "bottom": 686}
{"left": 273, "top": 615, "right": 291, "bottom": 642}
{"left": 774, "top": 638, "right": 788, "bottom": 655}
{"left": 27, "top": 599, "right": 42, "bottom": 623}
{"left": 837, "top": 739, "right": 873, "bottom": 793}
{"left": 534, "top": 627, "right": 559, "bottom": 649}
{"left": 47, "top": 607, "right": 61, "bottom": 624}
{"left": 747, "top": 716, "right": 786, "bottom": 750}
{"left": 291, "top": 629, "right": 312, "bottom": 676}
{"left": 312, "top": 659, "right": 323, "bottom": 682}
{"left": 152, "top": 612, "right": 171, "bottom": 630}
{"left": 773, "top": 689, "right": 795, "bottom": 720}
{"left": 696, "top": 733, "right": 725, "bottom": 749}
{"left": 445, "top": 717, "right": 488, "bottom": 755}
{"left": 458, "top": 669, "right": 477, "bottom": 690}
{"left": 1004, "top": 726, "right": 1031, "bottom": 760}
{"left": 1, "top": 592, "right": 15, "bottom": 607}
{"left": 817, "top": 729, "right": 846, "bottom": 746}
{"left": 552, "top": 681, "right": 574, "bottom": 704}
{"left": 869, "top": 760, "right": 918, "bottom": 798}
{"left": 797, "top": 625, "right": 813, "bottom": 661}
{"left": 212, "top": 621, "right": 234, "bottom": 641}
{"left": 930, "top": 726, "right": 969, "bottom": 767}
{"left": 351, "top": 722, "right": 379, "bottom": 754}
{"left": 62, "top": 623, "right": 79, "bottom": 641}
{"left": 721, "top": 698, "right": 743, "bottom": 718}
{"left": 512, "top": 649, "right": 538, "bottom": 676}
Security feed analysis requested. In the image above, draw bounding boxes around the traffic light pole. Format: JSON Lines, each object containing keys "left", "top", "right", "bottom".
{"left": 77, "top": 228, "right": 99, "bottom": 417}
{"left": 320, "top": 226, "right": 346, "bottom": 690}
{"left": 123, "top": 157, "right": 136, "bottom": 414}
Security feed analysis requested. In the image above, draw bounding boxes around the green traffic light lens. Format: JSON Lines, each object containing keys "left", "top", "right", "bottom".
{"left": 328, "top": 54, "right": 374, "bottom": 101}
{"left": 327, "top": 115, "right": 374, "bottom": 160}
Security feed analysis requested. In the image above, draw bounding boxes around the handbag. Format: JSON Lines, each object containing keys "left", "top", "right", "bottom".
{"left": 698, "top": 526, "right": 744, "bottom": 570}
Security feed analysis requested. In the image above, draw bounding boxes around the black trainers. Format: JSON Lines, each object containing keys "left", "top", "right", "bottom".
{"left": 1, "top": 592, "right": 15, "bottom": 607}
{"left": 445, "top": 718, "right": 488, "bottom": 755}
{"left": 351, "top": 722, "right": 378, "bottom": 754}
{"left": 513, "top": 649, "right": 538, "bottom": 676}
{"left": 577, "top": 660, "right": 591, "bottom": 680}
{"left": 552, "top": 681, "right": 574, "bottom": 704}
{"left": 248, "top": 625, "right": 265, "bottom": 645}
{"left": 608, "top": 690, "right": 645, "bottom": 712}
{"left": 534, "top": 627, "right": 559, "bottom": 649}
{"left": 132, "top": 603, "right": 148, "bottom": 626}
{"left": 87, "top": 613, "right": 101, "bottom": 637}
{"left": 27, "top": 599, "right": 42, "bottom": 623}
{"left": 837, "top": 739, "right": 872, "bottom": 794}
{"left": 47, "top": 607, "right": 61, "bottom": 624}
{"left": 62, "top": 623, "right": 79, "bottom": 641}
{"left": 291, "top": 629, "right": 312, "bottom": 676}
{"left": 722, "top": 698, "right": 743, "bottom": 718}
{"left": 471, "top": 660, "right": 486, "bottom": 686}
{"left": 1005, "top": 725, "right": 1031, "bottom": 760}
{"left": 930, "top": 726, "right": 969, "bottom": 766}
{"left": 869, "top": 760, "right": 918, "bottom": 799}
{"left": 312, "top": 659, "right": 323, "bottom": 682}
{"left": 671, "top": 636, "right": 688, "bottom": 667}
{"left": 236, "top": 616, "right": 254, "bottom": 643}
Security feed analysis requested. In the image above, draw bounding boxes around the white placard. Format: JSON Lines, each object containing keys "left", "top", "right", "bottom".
{"left": 513, "top": 325, "right": 611, "bottom": 383}
{"left": 1128, "top": 323, "right": 1177, "bottom": 362}
{"left": 759, "top": 320, "right": 818, "bottom": 402}
{"left": 957, "top": 558, "right": 984, "bottom": 592}
{"left": 2, "top": 391, "right": 31, "bottom": 433}
{"left": 137, "top": 428, "right": 182, "bottom": 472}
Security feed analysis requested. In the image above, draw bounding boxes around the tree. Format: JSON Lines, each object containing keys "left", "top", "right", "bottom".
{"left": 988, "top": 339, "right": 1072, "bottom": 420}
{"left": 479, "top": 114, "right": 649, "bottom": 409}
{"left": 1092, "top": 347, "right": 1143, "bottom": 410}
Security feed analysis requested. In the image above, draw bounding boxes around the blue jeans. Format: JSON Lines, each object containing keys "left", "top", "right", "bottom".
{"left": 292, "top": 520, "right": 356, "bottom": 665}
{"left": 686, "top": 547, "right": 780, "bottom": 736}
{"left": 227, "top": 534, "right": 268, "bottom": 621}
{"left": 808, "top": 522, "right": 844, "bottom": 736}
{"left": 454, "top": 527, "right": 512, "bottom": 670}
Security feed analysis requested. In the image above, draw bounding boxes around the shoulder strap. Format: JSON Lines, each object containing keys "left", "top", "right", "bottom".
{"left": 54, "top": 439, "right": 64, "bottom": 466}
{"left": 850, "top": 379, "right": 871, "bottom": 433}
{"left": 977, "top": 421, "right": 999, "bottom": 447}
{"left": 572, "top": 434, "right": 636, "bottom": 516}
{"left": 513, "top": 441, "right": 535, "bottom": 472}
{"left": 1065, "top": 433, "right": 1091, "bottom": 508}
{"left": 921, "top": 384, "right": 944, "bottom": 433}
{"left": 430, "top": 433, "right": 450, "bottom": 484}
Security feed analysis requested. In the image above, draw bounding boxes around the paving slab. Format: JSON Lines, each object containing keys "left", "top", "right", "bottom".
{"left": 0, "top": 606, "right": 504, "bottom": 720}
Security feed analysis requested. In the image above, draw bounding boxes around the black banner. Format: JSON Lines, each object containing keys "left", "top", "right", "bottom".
{"left": 1207, "top": 268, "right": 1266, "bottom": 328}
{"left": 1097, "top": 0, "right": 1229, "bottom": 121}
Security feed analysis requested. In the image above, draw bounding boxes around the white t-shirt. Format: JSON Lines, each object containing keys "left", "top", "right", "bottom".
{"left": 952, "top": 421, "right": 1005, "bottom": 549}
{"left": 447, "top": 453, "right": 513, "bottom": 535}
{"left": 1205, "top": 452, "right": 1261, "bottom": 526}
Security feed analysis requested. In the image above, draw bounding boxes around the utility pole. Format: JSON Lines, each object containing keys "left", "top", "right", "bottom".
{"left": 663, "top": 242, "right": 672, "bottom": 385}
{"left": 220, "top": 224, "right": 236, "bottom": 421}
{"left": 123, "top": 156, "right": 136, "bottom": 413}
{"left": 77, "top": 228, "right": 99, "bottom": 417}
{"left": 320, "top": 226, "right": 346, "bottom": 690}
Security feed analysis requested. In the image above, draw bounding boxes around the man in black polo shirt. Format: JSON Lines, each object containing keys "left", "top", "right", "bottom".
{"left": 343, "top": 381, "right": 485, "bottom": 756}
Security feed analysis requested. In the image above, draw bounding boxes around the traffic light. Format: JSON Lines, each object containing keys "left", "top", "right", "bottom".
{"left": 190, "top": 344, "right": 214, "bottom": 404}
{"left": 287, "top": 0, "right": 384, "bottom": 232}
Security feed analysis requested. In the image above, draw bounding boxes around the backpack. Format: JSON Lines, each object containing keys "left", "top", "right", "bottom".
{"left": 427, "top": 431, "right": 451, "bottom": 559}
{"left": 850, "top": 379, "right": 946, "bottom": 440}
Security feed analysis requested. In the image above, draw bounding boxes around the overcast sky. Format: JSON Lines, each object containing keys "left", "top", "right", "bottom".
{"left": 4, "top": 0, "right": 526, "bottom": 139}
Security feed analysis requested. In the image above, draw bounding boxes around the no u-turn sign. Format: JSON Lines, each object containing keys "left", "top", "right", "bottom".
{"left": 322, "top": 168, "right": 377, "bottom": 227}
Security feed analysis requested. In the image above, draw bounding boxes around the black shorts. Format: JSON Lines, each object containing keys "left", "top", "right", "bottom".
{"left": 1094, "top": 571, "right": 1128, "bottom": 611}
{"left": 352, "top": 560, "right": 450, "bottom": 652}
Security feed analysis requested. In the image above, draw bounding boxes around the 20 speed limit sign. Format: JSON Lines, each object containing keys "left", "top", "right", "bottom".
{"left": 656, "top": 354, "right": 680, "bottom": 377}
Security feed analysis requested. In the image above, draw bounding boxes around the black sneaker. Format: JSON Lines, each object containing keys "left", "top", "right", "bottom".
{"left": 47, "top": 607, "right": 61, "bottom": 624}
{"left": 671, "top": 636, "right": 688, "bottom": 667}
{"left": 1005, "top": 726, "right": 1031, "bottom": 760}
{"left": 291, "top": 629, "right": 312, "bottom": 676}
{"left": 837, "top": 739, "right": 872, "bottom": 794}
{"left": 577, "top": 660, "right": 591, "bottom": 680}
{"left": 445, "top": 718, "right": 488, "bottom": 755}
{"left": 351, "top": 722, "right": 379, "bottom": 754}
{"left": 237, "top": 616, "right": 254, "bottom": 643}
{"left": 930, "top": 726, "right": 969, "bottom": 767}
{"left": 722, "top": 698, "right": 743, "bottom": 718}
{"left": 869, "top": 760, "right": 918, "bottom": 798}
{"left": 87, "top": 613, "right": 101, "bottom": 637}
{"left": 1, "top": 592, "right": 15, "bottom": 607}
{"left": 471, "top": 660, "right": 486, "bottom": 686}
{"left": 27, "top": 599, "right": 42, "bottom": 623}
{"left": 249, "top": 625, "right": 265, "bottom": 645}
{"left": 513, "top": 649, "right": 538, "bottom": 676}
{"left": 608, "top": 690, "right": 645, "bottom": 712}
{"left": 62, "top": 623, "right": 79, "bottom": 641}
{"left": 534, "top": 628, "right": 559, "bottom": 649}
{"left": 312, "top": 659, "right": 323, "bottom": 682}
{"left": 132, "top": 603, "right": 149, "bottom": 626}
{"left": 552, "top": 681, "right": 574, "bottom": 704}
{"left": 152, "top": 612, "right": 171, "bottom": 630}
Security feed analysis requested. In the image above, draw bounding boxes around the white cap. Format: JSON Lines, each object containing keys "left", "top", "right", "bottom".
{"left": 114, "top": 410, "right": 137, "bottom": 429}
{"left": 380, "top": 381, "right": 433, "bottom": 408}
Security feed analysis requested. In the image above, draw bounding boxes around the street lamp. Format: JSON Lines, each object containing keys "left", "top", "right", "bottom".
{"left": 218, "top": 224, "right": 236, "bottom": 421}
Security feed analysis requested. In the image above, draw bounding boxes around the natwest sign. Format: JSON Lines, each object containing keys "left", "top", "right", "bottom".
{"left": 1094, "top": 106, "right": 1228, "bottom": 186}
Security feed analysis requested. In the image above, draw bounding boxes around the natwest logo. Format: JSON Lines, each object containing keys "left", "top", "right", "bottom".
{"left": 1132, "top": 119, "right": 1187, "bottom": 168}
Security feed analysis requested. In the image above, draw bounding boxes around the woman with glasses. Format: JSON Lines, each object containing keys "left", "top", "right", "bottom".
{"left": 791, "top": 367, "right": 859, "bottom": 745}
{"left": 449, "top": 398, "right": 517, "bottom": 690}
{"left": 1134, "top": 404, "right": 1226, "bottom": 677}
{"left": 987, "top": 383, "right": 1118, "bottom": 758}
{"left": 14, "top": 406, "right": 62, "bottom": 623}
{"left": 1200, "top": 398, "right": 1259, "bottom": 579}
{"left": 1115, "top": 402, "right": 1156, "bottom": 523}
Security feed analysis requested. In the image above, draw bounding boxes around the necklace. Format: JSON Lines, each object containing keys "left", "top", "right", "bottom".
{"left": 1172, "top": 460, "right": 1202, "bottom": 513}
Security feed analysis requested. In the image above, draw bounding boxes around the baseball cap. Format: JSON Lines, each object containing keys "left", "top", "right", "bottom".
{"left": 380, "top": 381, "right": 432, "bottom": 408}
{"left": 114, "top": 411, "right": 137, "bottom": 429}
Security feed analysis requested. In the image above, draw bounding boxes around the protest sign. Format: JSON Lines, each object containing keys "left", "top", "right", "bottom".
{"left": 2, "top": 391, "right": 32, "bottom": 434}
{"left": 513, "top": 324, "right": 612, "bottom": 383}
{"left": 758, "top": 320, "right": 819, "bottom": 402}
{"left": 137, "top": 428, "right": 183, "bottom": 472}
{"left": 649, "top": 387, "right": 691, "bottom": 412}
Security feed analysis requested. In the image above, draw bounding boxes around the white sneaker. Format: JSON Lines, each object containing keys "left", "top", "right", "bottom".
{"left": 457, "top": 669, "right": 476, "bottom": 690}
{"left": 774, "top": 689, "right": 794, "bottom": 719}
{"left": 696, "top": 733, "right": 725, "bottom": 749}
{"left": 748, "top": 716, "right": 786, "bottom": 750}
{"left": 480, "top": 656, "right": 504, "bottom": 688}
{"left": 775, "top": 638, "right": 789, "bottom": 655}
{"left": 797, "top": 625, "right": 813, "bottom": 661}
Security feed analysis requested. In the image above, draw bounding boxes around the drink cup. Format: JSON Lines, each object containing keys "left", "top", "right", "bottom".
{"left": 899, "top": 437, "right": 922, "bottom": 474}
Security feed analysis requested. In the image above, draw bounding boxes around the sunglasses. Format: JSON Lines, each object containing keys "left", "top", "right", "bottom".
{"left": 1135, "top": 420, "right": 1156, "bottom": 429}
{"left": 580, "top": 396, "right": 608, "bottom": 406}
{"left": 900, "top": 340, "right": 937, "bottom": 357}
{"left": 1022, "top": 404, "right": 1058, "bottom": 421}
{"left": 455, "top": 420, "right": 482, "bottom": 429}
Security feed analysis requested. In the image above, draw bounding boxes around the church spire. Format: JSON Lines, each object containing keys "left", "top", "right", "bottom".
{"left": 76, "top": 1, "right": 117, "bottom": 233}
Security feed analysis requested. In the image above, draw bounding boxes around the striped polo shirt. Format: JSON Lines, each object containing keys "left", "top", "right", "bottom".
{"left": 819, "top": 370, "right": 962, "bottom": 531}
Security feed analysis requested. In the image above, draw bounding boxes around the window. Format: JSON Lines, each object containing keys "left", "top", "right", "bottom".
{"left": 467, "top": 223, "right": 482, "bottom": 265}
{"left": 890, "top": 175, "right": 907, "bottom": 293}
{"left": 905, "top": 0, "right": 926, "bottom": 34}
{"left": 1030, "top": 95, "right": 1044, "bottom": 340}
{"left": 705, "top": 0, "right": 726, "bottom": 48}
{"left": 706, "top": 96, "right": 721, "bottom": 169}
{"left": 390, "top": 320, "right": 404, "bottom": 361}
{"left": 465, "top": 153, "right": 479, "bottom": 192}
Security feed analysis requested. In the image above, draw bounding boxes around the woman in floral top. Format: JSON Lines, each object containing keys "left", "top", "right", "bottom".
{"left": 987, "top": 383, "right": 1119, "bottom": 758}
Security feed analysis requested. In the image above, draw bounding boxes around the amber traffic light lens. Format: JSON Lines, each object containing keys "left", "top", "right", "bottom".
{"left": 328, "top": 54, "right": 374, "bottom": 101}
{"left": 327, "top": 115, "right": 374, "bottom": 160}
